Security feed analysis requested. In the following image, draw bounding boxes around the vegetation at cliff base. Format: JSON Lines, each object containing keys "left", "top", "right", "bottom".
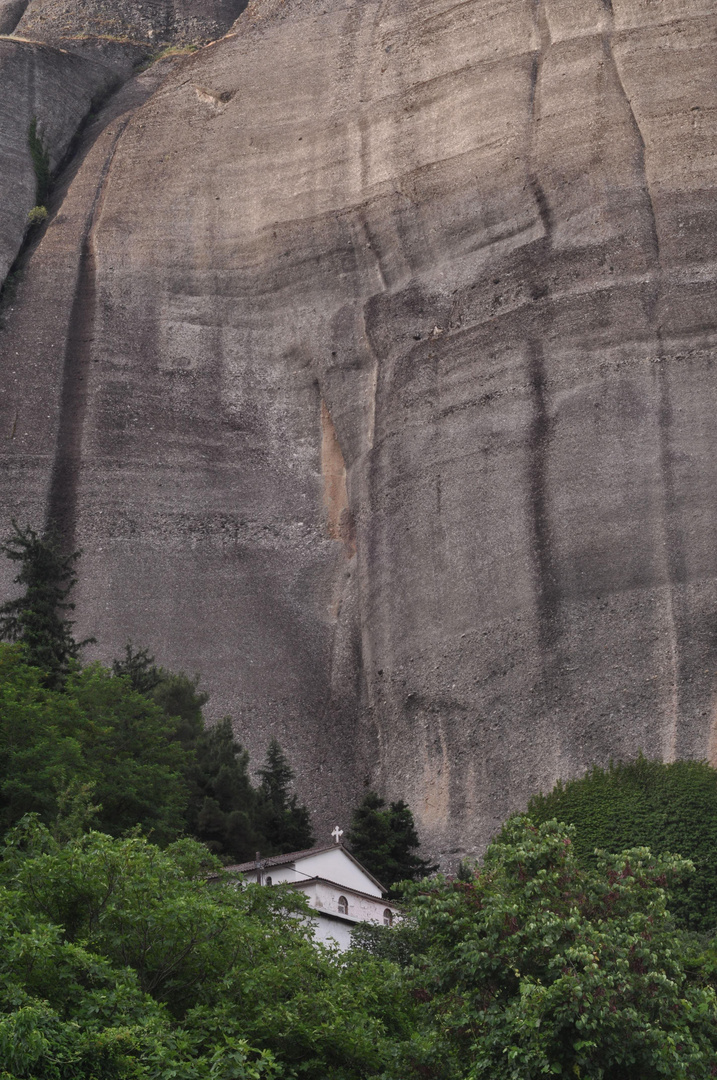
{"left": 528, "top": 755, "right": 717, "bottom": 932}
{"left": 0, "top": 523, "right": 92, "bottom": 688}
{"left": 0, "top": 527, "right": 313, "bottom": 859}
{"left": 4, "top": 523, "right": 717, "bottom": 1077}
{"left": 401, "top": 816, "right": 717, "bottom": 1079}
{"left": 0, "top": 820, "right": 413, "bottom": 1080}
{"left": 2, "top": 815, "right": 717, "bottom": 1079}
{"left": 347, "top": 789, "right": 438, "bottom": 891}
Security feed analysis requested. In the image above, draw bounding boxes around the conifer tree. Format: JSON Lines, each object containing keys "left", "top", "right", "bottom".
{"left": 0, "top": 522, "right": 92, "bottom": 686}
{"left": 112, "top": 642, "right": 162, "bottom": 695}
{"left": 256, "top": 738, "right": 314, "bottom": 855}
{"left": 189, "top": 717, "right": 260, "bottom": 862}
{"left": 347, "top": 790, "right": 437, "bottom": 891}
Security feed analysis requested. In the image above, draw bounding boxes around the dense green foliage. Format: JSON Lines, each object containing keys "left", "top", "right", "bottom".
{"left": 528, "top": 756, "right": 717, "bottom": 932}
{"left": 0, "top": 642, "right": 315, "bottom": 859}
{"left": 187, "top": 716, "right": 261, "bottom": 861}
{"left": 0, "top": 523, "right": 92, "bottom": 687}
{"left": 402, "top": 816, "right": 717, "bottom": 1079}
{"left": 347, "top": 790, "right": 437, "bottom": 891}
{"left": 3, "top": 815, "right": 717, "bottom": 1080}
{"left": 0, "top": 820, "right": 415, "bottom": 1080}
{"left": 0, "top": 644, "right": 190, "bottom": 842}
{"left": 255, "top": 739, "right": 314, "bottom": 856}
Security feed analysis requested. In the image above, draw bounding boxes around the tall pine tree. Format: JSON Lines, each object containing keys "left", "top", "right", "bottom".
{"left": 0, "top": 522, "right": 92, "bottom": 687}
{"left": 347, "top": 791, "right": 437, "bottom": 891}
{"left": 256, "top": 738, "right": 314, "bottom": 856}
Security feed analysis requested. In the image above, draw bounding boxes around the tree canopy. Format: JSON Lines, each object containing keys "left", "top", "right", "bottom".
{"left": 347, "top": 790, "right": 437, "bottom": 891}
{"left": 255, "top": 739, "right": 314, "bottom": 856}
{"left": 0, "top": 522, "right": 92, "bottom": 686}
{"left": 527, "top": 755, "right": 717, "bottom": 932}
{"left": 0, "top": 820, "right": 416, "bottom": 1080}
{"left": 401, "top": 816, "right": 717, "bottom": 1079}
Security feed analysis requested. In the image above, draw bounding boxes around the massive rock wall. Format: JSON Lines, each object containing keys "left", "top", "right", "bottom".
{"left": 0, "top": 0, "right": 715, "bottom": 858}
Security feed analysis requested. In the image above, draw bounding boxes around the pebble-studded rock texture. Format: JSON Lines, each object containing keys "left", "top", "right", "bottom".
{"left": 15, "top": 0, "right": 248, "bottom": 46}
{"left": 0, "top": 0, "right": 716, "bottom": 859}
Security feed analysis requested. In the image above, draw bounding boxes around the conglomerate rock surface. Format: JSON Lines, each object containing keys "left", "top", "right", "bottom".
{"left": 0, "top": 0, "right": 715, "bottom": 859}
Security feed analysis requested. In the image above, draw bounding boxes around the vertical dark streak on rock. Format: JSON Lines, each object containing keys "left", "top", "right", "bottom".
{"left": 601, "top": 35, "right": 660, "bottom": 266}
{"left": 602, "top": 15, "right": 684, "bottom": 748}
{"left": 46, "top": 235, "right": 96, "bottom": 549}
{"left": 527, "top": 339, "right": 558, "bottom": 655}
{"left": 528, "top": 4, "right": 552, "bottom": 245}
{"left": 656, "top": 351, "right": 687, "bottom": 754}
{"left": 528, "top": 52, "right": 539, "bottom": 113}
{"left": 527, "top": 0, "right": 558, "bottom": 660}
{"left": 657, "top": 360, "right": 686, "bottom": 587}
{"left": 46, "top": 115, "right": 132, "bottom": 549}
{"left": 528, "top": 176, "right": 553, "bottom": 244}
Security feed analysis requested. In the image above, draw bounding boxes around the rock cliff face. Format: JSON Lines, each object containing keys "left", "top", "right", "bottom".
{"left": 0, "top": 0, "right": 715, "bottom": 859}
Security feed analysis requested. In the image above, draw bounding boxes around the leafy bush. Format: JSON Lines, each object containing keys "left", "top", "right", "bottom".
{"left": 527, "top": 756, "right": 717, "bottom": 932}
{"left": 0, "top": 822, "right": 415, "bottom": 1079}
{"left": 27, "top": 205, "right": 48, "bottom": 226}
{"left": 403, "top": 816, "right": 717, "bottom": 1079}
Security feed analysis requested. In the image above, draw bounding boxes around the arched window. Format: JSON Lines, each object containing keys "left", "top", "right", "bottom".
{"left": 383, "top": 908, "right": 393, "bottom": 927}
{"left": 265, "top": 876, "right": 272, "bottom": 886}
{"left": 338, "top": 895, "right": 348, "bottom": 915}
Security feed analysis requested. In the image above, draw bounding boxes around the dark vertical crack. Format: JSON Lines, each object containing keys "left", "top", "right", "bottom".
{"left": 46, "top": 114, "right": 132, "bottom": 549}
{"left": 527, "top": 339, "right": 559, "bottom": 655}
{"left": 526, "top": 1, "right": 558, "bottom": 660}
{"left": 46, "top": 234, "right": 97, "bottom": 549}
{"left": 600, "top": 36, "right": 660, "bottom": 267}
{"left": 600, "top": 35, "right": 656, "bottom": 267}
{"left": 528, "top": 176, "right": 553, "bottom": 243}
{"left": 528, "top": 3, "right": 552, "bottom": 245}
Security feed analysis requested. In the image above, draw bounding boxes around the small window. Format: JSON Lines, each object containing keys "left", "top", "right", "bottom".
{"left": 338, "top": 895, "right": 348, "bottom": 915}
{"left": 265, "top": 876, "right": 272, "bottom": 886}
{"left": 383, "top": 909, "right": 393, "bottom": 927}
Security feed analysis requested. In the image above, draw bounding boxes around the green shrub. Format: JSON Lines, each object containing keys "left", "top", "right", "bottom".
{"left": 527, "top": 755, "right": 717, "bottom": 932}
{"left": 27, "top": 205, "right": 48, "bottom": 226}
{"left": 404, "top": 817, "right": 717, "bottom": 1080}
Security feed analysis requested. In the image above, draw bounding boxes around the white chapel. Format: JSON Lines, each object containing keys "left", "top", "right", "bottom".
{"left": 226, "top": 828, "right": 400, "bottom": 950}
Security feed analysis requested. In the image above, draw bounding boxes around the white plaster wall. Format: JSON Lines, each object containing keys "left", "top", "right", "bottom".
{"left": 311, "top": 914, "right": 354, "bottom": 951}
{"left": 294, "top": 849, "right": 383, "bottom": 895}
{"left": 262, "top": 849, "right": 383, "bottom": 895}
{"left": 308, "top": 881, "right": 393, "bottom": 923}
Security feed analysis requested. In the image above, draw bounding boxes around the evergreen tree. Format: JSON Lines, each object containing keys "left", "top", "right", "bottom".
{"left": 112, "top": 642, "right": 162, "bottom": 695}
{"left": 256, "top": 738, "right": 314, "bottom": 856}
{"left": 0, "top": 522, "right": 93, "bottom": 687}
{"left": 347, "top": 790, "right": 437, "bottom": 891}
{"left": 188, "top": 717, "right": 260, "bottom": 862}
